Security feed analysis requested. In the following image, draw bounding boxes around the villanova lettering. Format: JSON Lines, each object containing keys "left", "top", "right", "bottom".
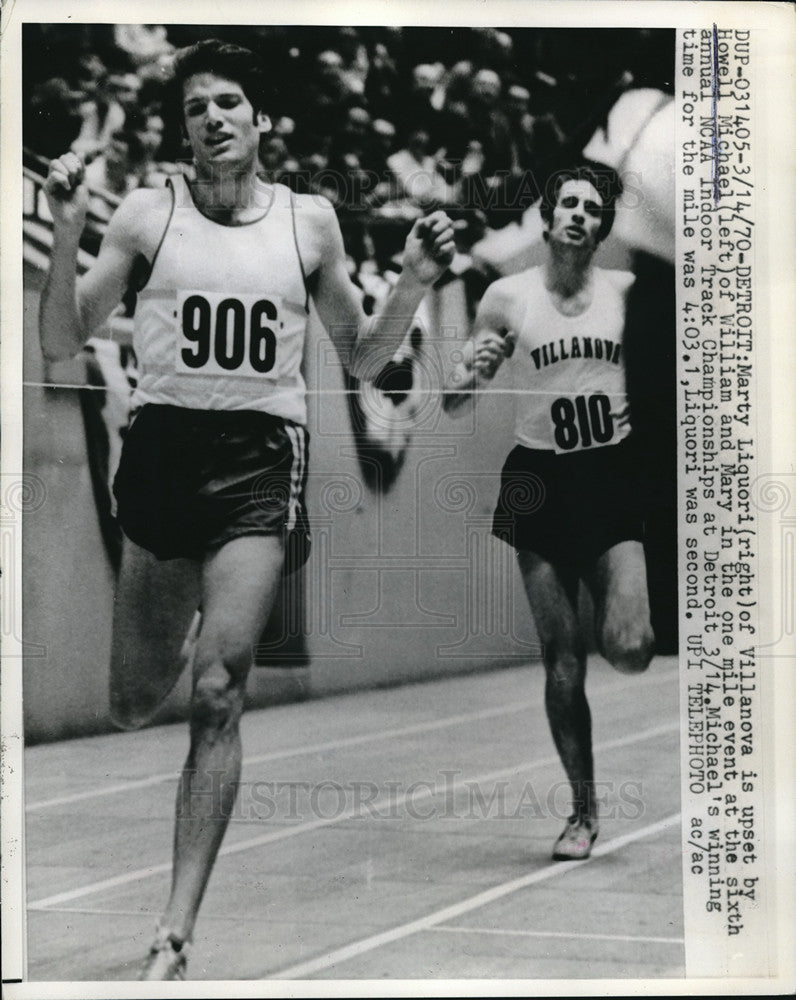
{"left": 529, "top": 337, "right": 621, "bottom": 371}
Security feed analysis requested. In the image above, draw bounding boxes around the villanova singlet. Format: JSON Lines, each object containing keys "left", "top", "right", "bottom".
{"left": 505, "top": 267, "right": 634, "bottom": 454}
{"left": 132, "top": 174, "right": 310, "bottom": 424}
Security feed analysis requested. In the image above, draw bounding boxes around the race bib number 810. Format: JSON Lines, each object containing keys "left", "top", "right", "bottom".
{"left": 174, "top": 290, "right": 282, "bottom": 379}
{"left": 550, "top": 393, "right": 615, "bottom": 453}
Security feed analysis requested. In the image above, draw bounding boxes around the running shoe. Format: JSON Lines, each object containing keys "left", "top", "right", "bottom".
{"left": 552, "top": 815, "right": 598, "bottom": 860}
{"left": 138, "top": 927, "right": 190, "bottom": 981}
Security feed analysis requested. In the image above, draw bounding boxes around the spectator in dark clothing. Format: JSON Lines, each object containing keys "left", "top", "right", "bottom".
{"left": 364, "top": 42, "right": 400, "bottom": 120}
{"left": 258, "top": 134, "right": 301, "bottom": 190}
{"left": 362, "top": 117, "right": 398, "bottom": 206}
{"left": 394, "top": 62, "right": 445, "bottom": 147}
{"left": 338, "top": 105, "right": 373, "bottom": 163}
{"left": 300, "top": 49, "right": 353, "bottom": 151}
{"left": 83, "top": 128, "right": 147, "bottom": 218}
{"left": 467, "top": 68, "right": 514, "bottom": 178}
{"left": 25, "top": 78, "right": 86, "bottom": 159}
{"left": 505, "top": 84, "right": 534, "bottom": 169}
{"left": 71, "top": 69, "right": 138, "bottom": 163}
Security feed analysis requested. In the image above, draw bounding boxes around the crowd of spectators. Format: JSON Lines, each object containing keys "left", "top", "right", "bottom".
{"left": 23, "top": 24, "right": 673, "bottom": 291}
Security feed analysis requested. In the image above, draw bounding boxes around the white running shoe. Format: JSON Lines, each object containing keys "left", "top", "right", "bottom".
{"left": 138, "top": 927, "right": 190, "bottom": 981}
{"left": 552, "top": 815, "right": 599, "bottom": 861}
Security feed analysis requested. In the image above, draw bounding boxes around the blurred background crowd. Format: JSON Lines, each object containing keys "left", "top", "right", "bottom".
{"left": 23, "top": 24, "right": 673, "bottom": 296}
{"left": 21, "top": 24, "right": 678, "bottom": 654}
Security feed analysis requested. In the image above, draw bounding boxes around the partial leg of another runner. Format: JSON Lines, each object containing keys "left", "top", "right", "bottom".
{"left": 584, "top": 539, "right": 655, "bottom": 676}
{"left": 110, "top": 540, "right": 201, "bottom": 730}
{"left": 516, "top": 549, "right": 598, "bottom": 860}
{"left": 140, "top": 534, "right": 284, "bottom": 981}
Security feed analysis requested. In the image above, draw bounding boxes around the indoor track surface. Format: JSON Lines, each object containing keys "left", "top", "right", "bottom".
{"left": 24, "top": 655, "right": 682, "bottom": 982}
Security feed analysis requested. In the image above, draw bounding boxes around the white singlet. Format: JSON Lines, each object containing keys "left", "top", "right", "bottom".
{"left": 500, "top": 266, "right": 634, "bottom": 454}
{"left": 132, "top": 174, "right": 310, "bottom": 424}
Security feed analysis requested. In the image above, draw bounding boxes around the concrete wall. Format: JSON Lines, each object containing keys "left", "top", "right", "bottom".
{"left": 22, "top": 265, "right": 541, "bottom": 743}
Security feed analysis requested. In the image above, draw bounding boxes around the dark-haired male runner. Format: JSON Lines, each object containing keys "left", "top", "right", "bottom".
{"left": 444, "top": 163, "right": 655, "bottom": 861}
{"left": 40, "top": 39, "right": 454, "bottom": 979}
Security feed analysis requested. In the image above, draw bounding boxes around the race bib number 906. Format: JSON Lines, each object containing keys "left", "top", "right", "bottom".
{"left": 550, "top": 393, "right": 615, "bottom": 453}
{"left": 175, "top": 290, "right": 282, "bottom": 379}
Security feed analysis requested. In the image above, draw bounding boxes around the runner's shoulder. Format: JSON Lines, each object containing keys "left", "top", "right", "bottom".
{"left": 482, "top": 267, "right": 542, "bottom": 311}
{"left": 107, "top": 187, "right": 174, "bottom": 251}
{"left": 290, "top": 190, "right": 341, "bottom": 253}
{"left": 291, "top": 190, "right": 336, "bottom": 225}
{"left": 599, "top": 267, "right": 635, "bottom": 295}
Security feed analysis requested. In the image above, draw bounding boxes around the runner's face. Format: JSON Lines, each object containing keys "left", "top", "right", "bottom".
{"left": 548, "top": 179, "right": 604, "bottom": 251}
{"left": 182, "top": 73, "right": 266, "bottom": 171}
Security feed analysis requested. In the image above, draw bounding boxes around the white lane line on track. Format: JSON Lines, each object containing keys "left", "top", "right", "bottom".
{"left": 26, "top": 700, "right": 536, "bottom": 812}
{"left": 267, "top": 812, "right": 683, "bottom": 979}
{"left": 26, "top": 667, "right": 679, "bottom": 812}
{"left": 27, "top": 718, "right": 678, "bottom": 910}
{"left": 26, "top": 908, "right": 686, "bottom": 948}
{"left": 429, "top": 926, "right": 684, "bottom": 945}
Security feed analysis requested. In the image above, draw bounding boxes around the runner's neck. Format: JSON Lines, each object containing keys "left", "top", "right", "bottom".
{"left": 188, "top": 164, "right": 273, "bottom": 224}
{"left": 543, "top": 248, "right": 595, "bottom": 313}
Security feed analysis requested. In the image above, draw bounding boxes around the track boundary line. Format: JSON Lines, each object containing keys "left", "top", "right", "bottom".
{"left": 267, "top": 812, "right": 682, "bottom": 979}
{"left": 429, "top": 926, "right": 684, "bottom": 945}
{"left": 26, "top": 667, "right": 679, "bottom": 812}
{"left": 27, "top": 719, "right": 678, "bottom": 910}
{"left": 25, "top": 700, "right": 537, "bottom": 812}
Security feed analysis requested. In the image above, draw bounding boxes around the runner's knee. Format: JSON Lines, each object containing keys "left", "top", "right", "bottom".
{"left": 191, "top": 666, "right": 244, "bottom": 733}
{"left": 191, "top": 640, "right": 251, "bottom": 731}
{"left": 110, "top": 693, "right": 155, "bottom": 732}
{"left": 109, "top": 673, "right": 165, "bottom": 731}
{"left": 190, "top": 624, "right": 254, "bottom": 730}
{"left": 540, "top": 625, "right": 585, "bottom": 673}
{"left": 544, "top": 649, "right": 587, "bottom": 699}
{"left": 601, "top": 621, "right": 654, "bottom": 674}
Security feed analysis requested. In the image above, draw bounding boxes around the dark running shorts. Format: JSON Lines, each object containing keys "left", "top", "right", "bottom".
{"left": 113, "top": 404, "right": 310, "bottom": 570}
{"left": 491, "top": 437, "right": 644, "bottom": 569}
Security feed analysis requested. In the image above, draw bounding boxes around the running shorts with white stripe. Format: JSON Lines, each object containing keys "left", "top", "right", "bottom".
{"left": 113, "top": 403, "right": 310, "bottom": 571}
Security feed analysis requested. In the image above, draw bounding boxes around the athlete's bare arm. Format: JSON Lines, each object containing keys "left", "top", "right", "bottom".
{"left": 39, "top": 152, "right": 168, "bottom": 361}
{"left": 304, "top": 196, "right": 455, "bottom": 380}
{"left": 443, "top": 279, "right": 515, "bottom": 414}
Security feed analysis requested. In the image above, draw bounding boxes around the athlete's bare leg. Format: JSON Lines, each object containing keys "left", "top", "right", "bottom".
{"left": 585, "top": 540, "right": 655, "bottom": 675}
{"left": 156, "top": 534, "right": 284, "bottom": 945}
{"left": 110, "top": 539, "right": 201, "bottom": 729}
{"left": 516, "top": 550, "right": 595, "bottom": 825}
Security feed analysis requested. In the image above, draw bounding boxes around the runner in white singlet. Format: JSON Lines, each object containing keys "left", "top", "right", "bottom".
{"left": 40, "top": 39, "right": 455, "bottom": 980}
{"left": 444, "top": 163, "right": 655, "bottom": 863}
{"left": 132, "top": 174, "right": 310, "bottom": 421}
